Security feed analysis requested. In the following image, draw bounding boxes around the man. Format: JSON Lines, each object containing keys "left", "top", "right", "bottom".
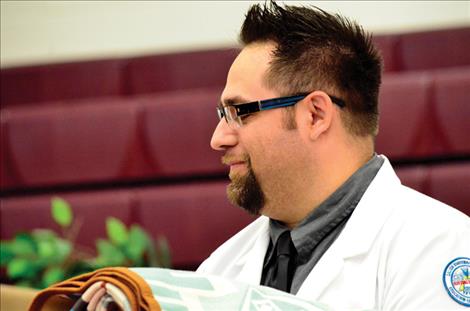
{"left": 197, "top": 2, "right": 470, "bottom": 310}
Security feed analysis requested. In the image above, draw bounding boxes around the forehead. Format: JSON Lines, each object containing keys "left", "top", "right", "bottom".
{"left": 221, "top": 42, "right": 278, "bottom": 104}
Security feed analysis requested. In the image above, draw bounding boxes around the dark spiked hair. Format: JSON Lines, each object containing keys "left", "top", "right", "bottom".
{"left": 240, "top": 1, "right": 382, "bottom": 136}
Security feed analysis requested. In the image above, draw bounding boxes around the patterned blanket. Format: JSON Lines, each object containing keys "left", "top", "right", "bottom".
{"left": 29, "top": 267, "right": 334, "bottom": 311}
{"left": 132, "top": 268, "right": 332, "bottom": 311}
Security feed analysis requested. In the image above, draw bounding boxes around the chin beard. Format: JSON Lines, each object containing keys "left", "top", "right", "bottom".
{"left": 226, "top": 160, "right": 265, "bottom": 215}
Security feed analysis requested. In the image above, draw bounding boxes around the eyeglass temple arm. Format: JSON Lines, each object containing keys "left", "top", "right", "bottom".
{"left": 234, "top": 102, "right": 261, "bottom": 116}
{"left": 222, "top": 93, "right": 345, "bottom": 119}
{"left": 260, "top": 93, "right": 345, "bottom": 110}
{"left": 329, "top": 95, "right": 346, "bottom": 108}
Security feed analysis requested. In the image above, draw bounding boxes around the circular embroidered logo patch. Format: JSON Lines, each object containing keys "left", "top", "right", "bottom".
{"left": 443, "top": 257, "right": 470, "bottom": 307}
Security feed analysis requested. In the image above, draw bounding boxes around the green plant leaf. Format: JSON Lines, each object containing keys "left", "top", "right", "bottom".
{"left": 10, "top": 233, "right": 36, "bottom": 257}
{"left": 51, "top": 197, "right": 73, "bottom": 227}
{"left": 96, "top": 239, "right": 125, "bottom": 266}
{"left": 54, "top": 239, "right": 72, "bottom": 263}
{"left": 31, "top": 229, "right": 71, "bottom": 266}
{"left": 32, "top": 229, "right": 58, "bottom": 241}
{"left": 0, "top": 242, "right": 14, "bottom": 265}
{"left": 37, "top": 240, "right": 55, "bottom": 260}
{"left": 7, "top": 258, "right": 35, "bottom": 279}
{"left": 126, "top": 225, "right": 148, "bottom": 262}
{"left": 106, "top": 217, "right": 128, "bottom": 246}
{"left": 145, "top": 234, "right": 159, "bottom": 267}
{"left": 42, "top": 267, "right": 65, "bottom": 287}
{"left": 156, "top": 236, "right": 172, "bottom": 268}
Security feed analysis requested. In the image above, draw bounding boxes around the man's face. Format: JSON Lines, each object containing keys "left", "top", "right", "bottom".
{"left": 211, "top": 42, "right": 308, "bottom": 219}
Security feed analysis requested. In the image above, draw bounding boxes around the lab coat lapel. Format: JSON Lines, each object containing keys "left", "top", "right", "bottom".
{"left": 297, "top": 243, "right": 345, "bottom": 299}
{"left": 236, "top": 218, "right": 270, "bottom": 285}
{"left": 297, "top": 156, "right": 399, "bottom": 299}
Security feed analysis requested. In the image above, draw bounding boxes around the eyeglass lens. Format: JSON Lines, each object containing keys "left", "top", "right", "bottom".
{"left": 217, "top": 106, "right": 242, "bottom": 128}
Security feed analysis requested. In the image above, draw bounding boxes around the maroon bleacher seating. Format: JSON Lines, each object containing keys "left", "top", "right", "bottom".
{"left": 377, "top": 67, "right": 470, "bottom": 161}
{"left": 125, "top": 48, "right": 238, "bottom": 95}
{"left": 1, "top": 59, "right": 125, "bottom": 107}
{"left": 0, "top": 48, "right": 239, "bottom": 108}
{"left": 2, "top": 27, "right": 469, "bottom": 108}
{"left": 398, "top": 27, "right": 470, "bottom": 71}
{"left": 139, "top": 89, "right": 225, "bottom": 177}
{"left": 0, "top": 190, "right": 134, "bottom": 252}
{"left": 1, "top": 89, "right": 226, "bottom": 190}
{"left": 431, "top": 66, "right": 470, "bottom": 156}
{"left": 396, "top": 163, "right": 469, "bottom": 216}
{"left": 376, "top": 72, "right": 437, "bottom": 160}
{"left": 427, "top": 163, "right": 470, "bottom": 216}
{"left": 2, "top": 67, "right": 468, "bottom": 190}
{"left": 1, "top": 98, "right": 140, "bottom": 189}
{"left": 395, "top": 165, "right": 428, "bottom": 194}
{"left": 0, "top": 115, "right": 18, "bottom": 189}
{"left": 372, "top": 34, "right": 401, "bottom": 72}
{"left": 135, "top": 181, "right": 255, "bottom": 268}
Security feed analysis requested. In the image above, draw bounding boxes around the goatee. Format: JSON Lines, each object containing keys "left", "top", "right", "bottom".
{"left": 227, "top": 159, "right": 265, "bottom": 215}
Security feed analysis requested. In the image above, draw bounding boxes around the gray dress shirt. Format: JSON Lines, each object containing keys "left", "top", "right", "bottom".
{"left": 261, "top": 155, "right": 384, "bottom": 294}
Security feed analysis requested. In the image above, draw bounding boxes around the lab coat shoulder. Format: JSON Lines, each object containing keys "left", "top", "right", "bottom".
{"left": 379, "top": 180, "right": 469, "bottom": 247}
{"left": 307, "top": 158, "right": 470, "bottom": 310}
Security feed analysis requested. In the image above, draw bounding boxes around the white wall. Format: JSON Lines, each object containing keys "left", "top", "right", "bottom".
{"left": 1, "top": 1, "right": 469, "bottom": 68}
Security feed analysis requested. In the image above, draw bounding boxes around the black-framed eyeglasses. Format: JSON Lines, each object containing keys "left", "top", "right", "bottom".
{"left": 217, "top": 92, "right": 345, "bottom": 128}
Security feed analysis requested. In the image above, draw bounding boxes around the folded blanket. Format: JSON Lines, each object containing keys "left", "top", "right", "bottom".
{"left": 29, "top": 267, "right": 159, "bottom": 311}
{"left": 29, "top": 267, "right": 333, "bottom": 311}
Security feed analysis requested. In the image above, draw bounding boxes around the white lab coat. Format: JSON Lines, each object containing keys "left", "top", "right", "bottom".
{"left": 198, "top": 156, "right": 470, "bottom": 310}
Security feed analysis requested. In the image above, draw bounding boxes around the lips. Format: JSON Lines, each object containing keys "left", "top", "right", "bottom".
{"left": 227, "top": 161, "right": 245, "bottom": 166}
{"left": 222, "top": 156, "right": 248, "bottom": 177}
{"left": 222, "top": 154, "right": 249, "bottom": 167}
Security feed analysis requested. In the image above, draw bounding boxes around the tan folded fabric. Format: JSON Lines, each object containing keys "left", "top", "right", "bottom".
{"left": 29, "top": 267, "right": 161, "bottom": 311}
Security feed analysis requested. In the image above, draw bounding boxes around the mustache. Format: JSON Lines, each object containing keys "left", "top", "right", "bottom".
{"left": 221, "top": 154, "right": 250, "bottom": 166}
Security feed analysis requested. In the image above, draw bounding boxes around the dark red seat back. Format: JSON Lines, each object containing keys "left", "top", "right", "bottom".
{"left": 399, "top": 27, "right": 470, "bottom": 71}
{"left": 432, "top": 67, "right": 470, "bottom": 156}
{"left": 2, "top": 98, "right": 139, "bottom": 189}
{"left": 125, "top": 48, "right": 238, "bottom": 95}
{"left": 140, "top": 89, "right": 225, "bottom": 177}
{"left": 1, "top": 59, "right": 124, "bottom": 107}
{"left": 376, "top": 72, "right": 437, "bottom": 160}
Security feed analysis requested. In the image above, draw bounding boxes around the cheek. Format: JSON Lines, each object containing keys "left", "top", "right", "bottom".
{"left": 249, "top": 132, "right": 300, "bottom": 176}
{"left": 245, "top": 138, "right": 266, "bottom": 169}
{"left": 242, "top": 112, "right": 302, "bottom": 173}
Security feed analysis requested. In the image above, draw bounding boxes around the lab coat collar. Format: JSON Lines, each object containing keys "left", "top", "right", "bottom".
{"left": 335, "top": 155, "right": 399, "bottom": 258}
{"left": 235, "top": 216, "right": 270, "bottom": 285}
{"left": 297, "top": 155, "right": 399, "bottom": 298}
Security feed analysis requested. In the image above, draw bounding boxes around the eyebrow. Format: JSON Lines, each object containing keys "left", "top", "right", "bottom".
{"left": 220, "top": 96, "right": 251, "bottom": 107}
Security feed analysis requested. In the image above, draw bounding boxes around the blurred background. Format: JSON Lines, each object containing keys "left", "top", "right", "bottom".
{"left": 1, "top": 1, "right": 470, "bottom": 67}
{"left": 1, "top": 0, "right": 469, "bottom": 290}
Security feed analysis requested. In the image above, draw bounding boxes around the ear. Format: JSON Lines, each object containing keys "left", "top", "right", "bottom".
{"left": 302, "top": 91, "right": 335, "bottom": 141}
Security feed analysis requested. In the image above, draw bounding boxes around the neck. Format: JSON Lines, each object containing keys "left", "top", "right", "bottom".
{"left": 278, "top": 141, "right": 374, "bottom": 229}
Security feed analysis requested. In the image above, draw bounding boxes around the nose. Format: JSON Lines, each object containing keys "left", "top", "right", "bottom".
{"left": 210, "top": 119, "right": 238, "bottom": 151}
